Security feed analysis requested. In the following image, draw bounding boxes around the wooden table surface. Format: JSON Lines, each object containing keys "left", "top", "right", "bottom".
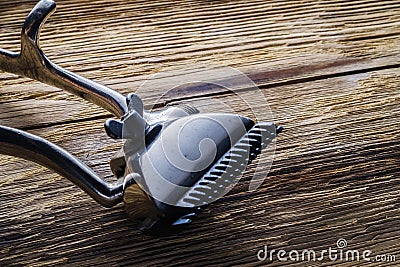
{"left": 0, "top": 0, "right": 399, "bottom": 266}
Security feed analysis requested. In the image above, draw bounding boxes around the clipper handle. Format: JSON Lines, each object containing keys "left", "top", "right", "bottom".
{"left": 0, "top": 125, "right": 124, "bottom": 207}
{"left": 0, "top": 0, "right": 128, "bottom": 117}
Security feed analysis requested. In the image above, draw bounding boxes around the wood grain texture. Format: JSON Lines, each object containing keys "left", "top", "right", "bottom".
{"left": 0, "top": 0, "right": 399, "bottom": 266}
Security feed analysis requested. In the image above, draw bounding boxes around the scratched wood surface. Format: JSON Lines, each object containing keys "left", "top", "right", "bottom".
{"left": 0, "top": 0, "right": 399, "bottom": 266}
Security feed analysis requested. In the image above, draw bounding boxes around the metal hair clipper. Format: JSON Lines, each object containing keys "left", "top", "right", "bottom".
{"left": 0, "top": 0, "right": 282, "bottom": 235}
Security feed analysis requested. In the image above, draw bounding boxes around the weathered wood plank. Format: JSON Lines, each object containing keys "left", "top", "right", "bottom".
{"left": 0, "top": 0, "right": 399, "bottom": 128}
{"left": 0, "top": 67, "right": 398, "bottom": 266}
{"left": 0, "top": 0, "right": 399, "bottom": 266}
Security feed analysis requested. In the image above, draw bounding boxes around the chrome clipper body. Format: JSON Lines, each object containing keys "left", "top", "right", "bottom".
{"left": 0, "top": 0, "right": 282, "bottom": 235}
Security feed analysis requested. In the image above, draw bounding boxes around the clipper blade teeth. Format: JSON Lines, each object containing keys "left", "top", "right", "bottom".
{"left": 177, "top": 122, "right": 280, "bottom": 207}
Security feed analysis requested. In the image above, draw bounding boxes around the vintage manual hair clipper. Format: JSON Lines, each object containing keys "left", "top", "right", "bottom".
{"left": 0, "top": 0, "right": 282, "bottom": 235}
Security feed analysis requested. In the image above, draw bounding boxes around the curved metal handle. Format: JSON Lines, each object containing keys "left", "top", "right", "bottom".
{"left": 0, "top": 0, "right": 128, "bottom": 117}
{"left": 0, "top": 125, "right": 123, "bottom": 207}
